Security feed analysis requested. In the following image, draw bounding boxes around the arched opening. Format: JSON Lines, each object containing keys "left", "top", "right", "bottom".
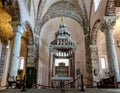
{"left": 16, "top": 23, "right": 34, "bottom": 88}
{"left": 49, "top": 17, "right": 76, "bottom": 87}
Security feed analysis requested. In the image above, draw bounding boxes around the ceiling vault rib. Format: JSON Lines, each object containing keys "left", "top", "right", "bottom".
{"left": 77, "top": 0, "right": 89, "bottom": 34}
{"left": 34, "top": 0, "right": 47, "bottom": 35}
{"left": 34, "top": 0, "right": 47, "bottom": 57}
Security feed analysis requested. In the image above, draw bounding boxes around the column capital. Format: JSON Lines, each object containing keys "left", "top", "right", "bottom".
{"left": 100, "top": 16, "right": 117, "bottom": 32}
{"left": 16, "top": 23, "right": 26, "bottom": 36}
{"left": 18, "top": 22, "right": 26, "bottom": 32}
{"left": 10, "top": 21, "right": 21, "bottom": 33}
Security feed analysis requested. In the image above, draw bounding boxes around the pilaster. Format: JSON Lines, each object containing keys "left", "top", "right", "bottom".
{"left": 90, "top": 45, "right": 99, "bottom": 86}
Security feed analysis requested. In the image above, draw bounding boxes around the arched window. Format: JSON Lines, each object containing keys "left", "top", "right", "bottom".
{"left": 94, "top": 0, "right": 101, "bottom": 12}
{"left": 19, "top": 57, "right": 24, "bottom": 70}
{"left": 101, "top": 57, "right": 106, "bottom": 69}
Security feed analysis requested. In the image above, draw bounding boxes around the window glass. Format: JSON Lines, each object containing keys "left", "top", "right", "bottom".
{"left": 101, "top": 57, "right": 106, "bottom": 69}
{"left": 94, "top": 0, "right": 101, "bottom": 12}
{"left": 19, "top": 57, "right": 24, "bottom": 70}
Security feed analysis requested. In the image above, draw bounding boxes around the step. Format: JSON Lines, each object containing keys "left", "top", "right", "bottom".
{"left": 0, "top": 88, "right": 120, "bottom": 93}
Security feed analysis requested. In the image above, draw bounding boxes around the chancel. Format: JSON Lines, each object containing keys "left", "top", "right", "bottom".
{"left": 0, "top": 0, "right": 120, "bottom": 93}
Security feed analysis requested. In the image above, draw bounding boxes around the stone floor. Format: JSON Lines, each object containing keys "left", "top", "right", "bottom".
{"left": 0, "top": 88, "right": 120, "bottom": 93}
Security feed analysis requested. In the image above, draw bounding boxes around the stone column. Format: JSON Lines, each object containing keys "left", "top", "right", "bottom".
{"left": 1, "top": 42, "right": 11, "bottom": 88}
{"left": 10, "top": 24, "right": 26, "bottom": 77}
{"left": 100, "top": 16, "right": 120, "bottom": 82}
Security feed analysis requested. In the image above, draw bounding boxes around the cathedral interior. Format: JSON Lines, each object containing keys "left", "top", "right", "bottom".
{"left": 0, "top": 0, "right": 120, "bottom": 92}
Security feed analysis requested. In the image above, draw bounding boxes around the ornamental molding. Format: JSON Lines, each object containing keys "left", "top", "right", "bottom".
{"left": 78, "top": 0, "right": 89, "bottom": 32}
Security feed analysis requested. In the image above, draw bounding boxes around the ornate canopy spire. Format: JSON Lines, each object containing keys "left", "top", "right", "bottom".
{"left": 60, "top": 17, "right": 65, "bottom": 25}
{"left": 49, "top": 17, "right": 76, "bottom": 50}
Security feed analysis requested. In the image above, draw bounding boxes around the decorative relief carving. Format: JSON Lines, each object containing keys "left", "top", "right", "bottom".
{"left": 39, "top": 1, "right": 83, "bottom": 32}
{"left": 100, "top": 16, "right": 117, "bottom": 32}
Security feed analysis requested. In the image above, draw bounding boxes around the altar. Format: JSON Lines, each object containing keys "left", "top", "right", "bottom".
{"left": 52, "top": 76, "right": 73, "bottom": 88}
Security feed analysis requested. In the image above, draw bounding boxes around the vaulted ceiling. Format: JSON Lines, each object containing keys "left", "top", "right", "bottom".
{"left": 36, "top": 0, "right": 93, "bottom": 35}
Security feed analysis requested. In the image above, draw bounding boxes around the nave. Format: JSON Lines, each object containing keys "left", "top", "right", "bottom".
{"left": 0, "top": 0, "right": 120, "bottom": 93}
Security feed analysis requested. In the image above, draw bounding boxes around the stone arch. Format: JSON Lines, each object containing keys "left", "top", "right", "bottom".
{"left": 105, "top": 0, "right": 116, "bottom": 16}
{"left": 20, "top": 22, "right": 35, "bottom": 88}
{"left": 21, "top": 22, "right": 34, "bottom": 68}
{"left": 77, "top": 0, "right": 89, "bottom": 33}
{"left": 11, "top": 0, "right": 20, "bottom": 21}
{"left": 90, "top": 19, "right": 101, "bottom": 45}
{"left": 38, "top": 1, "right": 83, "bottom": 35}
{"left": 25, "top": 22, "right": 34, "bottom": 45}
{"left": 20, "top": 22, "right": 34, "bottom": 65}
